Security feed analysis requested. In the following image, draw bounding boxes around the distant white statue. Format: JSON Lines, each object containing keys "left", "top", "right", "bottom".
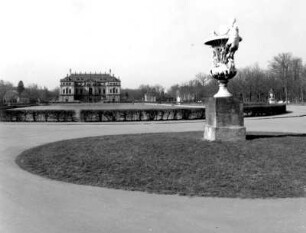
{"left": 268, "top": 89, "right": 276, "bottom": 104}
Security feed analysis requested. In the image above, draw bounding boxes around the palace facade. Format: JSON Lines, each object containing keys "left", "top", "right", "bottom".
{"left": 59, "top": 72, "right": 121, "bottom": 102}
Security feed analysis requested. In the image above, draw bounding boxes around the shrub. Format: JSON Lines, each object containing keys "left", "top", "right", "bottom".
{"left": 243, "top": 104, "right": 286, "bottom": 117}
{"left": 0, "top": 109, "right": 76, "bottom": 122}
{"left": 80, "top": 108, "right": 206, "bottom": 122}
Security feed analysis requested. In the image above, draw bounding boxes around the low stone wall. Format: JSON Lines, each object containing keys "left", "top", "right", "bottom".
{"left": 0, "top": 104, "right": 287, "bottom": 122}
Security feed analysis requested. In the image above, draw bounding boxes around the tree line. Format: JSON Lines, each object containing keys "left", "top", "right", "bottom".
{"left": 121, "top": 53, "right": 306, "bottom": 103}
{"left": 120, "top": 84, "right": 173, "bottom": 102}
{"left": 167, "top": 53, "right": 306, "bottom": 103}
{"left": 0, "top": 80, "right": 59, "bottom": 105}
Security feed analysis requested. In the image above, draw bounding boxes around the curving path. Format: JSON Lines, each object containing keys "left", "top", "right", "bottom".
{"left": 1, "top": 105, "right": 306, "bottom": 233}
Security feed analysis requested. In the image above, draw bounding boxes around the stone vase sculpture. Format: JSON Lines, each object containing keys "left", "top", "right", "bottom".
{"left": 204, "top": 18, "right": 242, "bottom": 97}
{"left": 204, "top": 19, "right": 246, "bottom": 141}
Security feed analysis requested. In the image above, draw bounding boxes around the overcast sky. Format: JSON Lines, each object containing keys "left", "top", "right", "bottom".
{"left": 0, "top": 0, "right": 305, "bottom": 90}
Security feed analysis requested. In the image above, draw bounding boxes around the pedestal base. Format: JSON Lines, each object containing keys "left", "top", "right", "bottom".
{"left": 204, "top": 125, "right": 246, "bottom": 141}
{"left": 214, "top": 82, "right": 232, "bottom": 98}
{"left": 204, "top": 97, "right": 246, "bottom": 141}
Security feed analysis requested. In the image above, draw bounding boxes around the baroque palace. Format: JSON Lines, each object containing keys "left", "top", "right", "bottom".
{"left": 59, "top": 71, "right": 121, "bottom": 102}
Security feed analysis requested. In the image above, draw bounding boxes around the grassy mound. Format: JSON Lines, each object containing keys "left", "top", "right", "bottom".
{"left": 16, "top": 132, "right": 306, "bottom": 198}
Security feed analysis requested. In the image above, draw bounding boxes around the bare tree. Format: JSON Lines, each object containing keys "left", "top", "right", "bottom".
{"left": 269, "top": 53, "right": 292, "bottom": 103}
{"left": 290, "top": 57, "right": 303, "bottom": 102}
{"left": 195, "top": 73, "right": 211, "bottom": 86}
{"left": 0, "top": 80, "right": 14, "bottom": 104}
{"left": 300, "top": 65, "right": 306, "bottom": 103}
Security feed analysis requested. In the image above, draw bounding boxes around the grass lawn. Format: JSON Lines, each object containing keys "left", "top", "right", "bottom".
{"left": 16, "top": 131, "right": 306, "bottom": 198}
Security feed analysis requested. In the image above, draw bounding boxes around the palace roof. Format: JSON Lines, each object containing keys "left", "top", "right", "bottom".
{"left": 60, "top": 73, "right": 120, "bottom": 82}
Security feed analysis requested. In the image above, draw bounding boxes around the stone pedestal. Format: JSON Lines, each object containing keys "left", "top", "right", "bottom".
{"left": 204, "top": 97, "right": 246, "bottom": 141}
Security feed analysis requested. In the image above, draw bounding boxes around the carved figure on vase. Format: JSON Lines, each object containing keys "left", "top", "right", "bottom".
{"left": 225, "top": 18, "right": 240, "bottom": 61}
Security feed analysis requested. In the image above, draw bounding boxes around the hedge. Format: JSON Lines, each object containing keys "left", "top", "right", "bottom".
{"left": 80, "top": 108, "right": 205, "bottom": 122}
{"left": 244, "top": 104, "right": 286, "bottom": 117}
{"left": 0, "top": 104, "right": 286, "bottom": 122}
{"left": 0, "top": 110, "right": 77, "bottom": 122}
